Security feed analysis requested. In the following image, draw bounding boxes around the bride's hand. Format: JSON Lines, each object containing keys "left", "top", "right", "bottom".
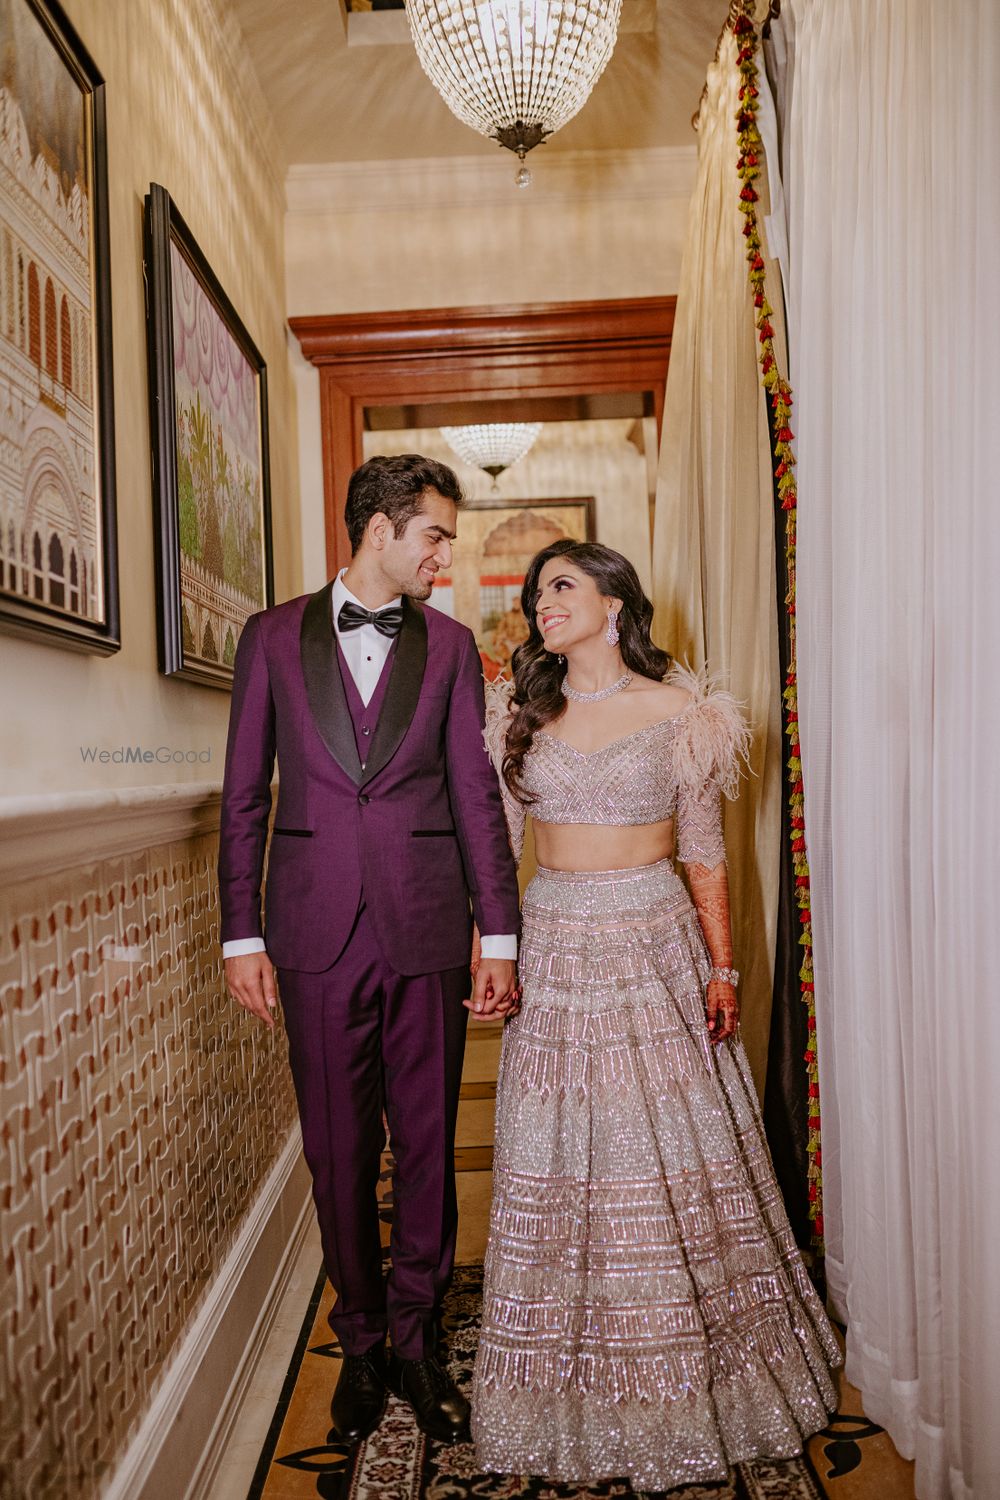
{"left": 465, "top": 958, "right": 519, "bottom": 1020}
{"left": 706, "top": 978, "right": 739, "bottom": 1043}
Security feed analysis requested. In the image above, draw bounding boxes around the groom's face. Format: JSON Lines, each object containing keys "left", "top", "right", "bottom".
{"left": 384, "top": 489, "right": 457, "bottom": 601}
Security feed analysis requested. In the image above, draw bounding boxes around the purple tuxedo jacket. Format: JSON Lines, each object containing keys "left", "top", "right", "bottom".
{"left": 218, "top": 585, "right": 520, "bottom": 975}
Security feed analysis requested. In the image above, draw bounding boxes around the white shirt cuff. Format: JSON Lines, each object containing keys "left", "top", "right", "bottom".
{"left": 479, "top": 934, "right": 518, "bottom": 960}
{"left": 222, "top": 937, "right": 267, "bottom": 958}
{"left": 224, "top": 934, "right": 517, "bottom": 959}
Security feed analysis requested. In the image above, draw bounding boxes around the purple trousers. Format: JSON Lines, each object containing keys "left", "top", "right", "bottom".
{"left": 277, "top": 902, "right": 469, "bottom": 1359}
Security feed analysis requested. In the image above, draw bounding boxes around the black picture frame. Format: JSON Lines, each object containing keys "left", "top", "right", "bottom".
{"left": 143, "top": 183, "right": 273, "bottom": 689}
{"left": 0, "top": 0, "right": 120, "bottom": 653}
{"left": 462, "top": 495, "right": 597, "bottom": 537}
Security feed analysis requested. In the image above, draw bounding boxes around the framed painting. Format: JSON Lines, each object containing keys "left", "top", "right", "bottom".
{"left": 0, "top": 0, "right": 119, "bottom": 652}
{"left": 143, "top": 183, "right": 273, "bottom": 688}
{"left": 427, "top": 496, "right": 596, "bottom": 680}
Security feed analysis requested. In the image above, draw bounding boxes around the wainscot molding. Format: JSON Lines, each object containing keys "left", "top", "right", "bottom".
{"left": 285, "top": 144, "right": 698, "bottom": 217}
{"left": 101, "top": 1128, "right": 312, "bottom": 1500}
{"left": 0, "top": 780, "right": 227, "bottom": 881}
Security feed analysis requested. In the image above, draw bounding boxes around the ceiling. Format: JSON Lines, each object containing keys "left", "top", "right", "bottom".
{"left": 226, "top": 0, "right": 730, "bottom": 167}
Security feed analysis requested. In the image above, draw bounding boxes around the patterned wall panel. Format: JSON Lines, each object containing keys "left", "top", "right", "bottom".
{"left": 0, "top": 830, "right": 297, "bottom": 1499}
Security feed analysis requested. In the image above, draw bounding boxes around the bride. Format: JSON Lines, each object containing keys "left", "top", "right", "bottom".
{"left": 470, "top": 539, "right": 840, "bottom": 1492}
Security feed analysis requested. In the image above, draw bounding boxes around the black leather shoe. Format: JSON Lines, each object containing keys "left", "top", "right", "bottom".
{"left": 330, "top": 1347, "right": 387, "bottom": 1444}
{"left": 386, "top": 1353, "right": 470, "bottom": 1442}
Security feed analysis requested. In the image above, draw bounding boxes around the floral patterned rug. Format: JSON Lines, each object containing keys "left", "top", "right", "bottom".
{"left": 247, "top": 1263, "right": 843, "bottom": 1500}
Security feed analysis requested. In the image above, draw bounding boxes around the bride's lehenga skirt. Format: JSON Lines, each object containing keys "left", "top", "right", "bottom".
{"left": 471, "top": 860, "right": 841, "bottom": 1492}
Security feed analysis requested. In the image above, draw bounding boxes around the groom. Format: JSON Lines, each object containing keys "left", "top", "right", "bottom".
{"left": 219, "top": 454, "right": 520, "bottom": 1444}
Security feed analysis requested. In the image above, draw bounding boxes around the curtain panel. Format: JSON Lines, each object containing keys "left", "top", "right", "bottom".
{"left": 651, "top": 25, "right": 784, "bottom": 1098}
{"left": 771, "top": 2, "right": 1000, "bottom": 1494}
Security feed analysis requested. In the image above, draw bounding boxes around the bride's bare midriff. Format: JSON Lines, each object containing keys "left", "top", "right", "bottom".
{"left": 532, "top": 818, "right": 675, "bottom": 873}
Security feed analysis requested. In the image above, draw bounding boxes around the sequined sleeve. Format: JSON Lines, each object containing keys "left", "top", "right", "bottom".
{"left": 483, "top": 675, "right": 526, "bottom": 866}
{"left": 668, "top": 664, "right": 752, "bottom": 871}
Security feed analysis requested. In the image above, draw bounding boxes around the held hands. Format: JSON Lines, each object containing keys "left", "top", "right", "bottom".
{"left": 465, "top": 957, "right": 521, "bottom": 1022}
{"left": 706, "top": 977, "right": 740, "bottom": 1044}
{"left": 225, "top": 951, "right": 279, "bottom": 1029}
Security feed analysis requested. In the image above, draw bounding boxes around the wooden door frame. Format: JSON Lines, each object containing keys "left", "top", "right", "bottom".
{"left": 289, "top": 296, "right": 675, "bottom": 575}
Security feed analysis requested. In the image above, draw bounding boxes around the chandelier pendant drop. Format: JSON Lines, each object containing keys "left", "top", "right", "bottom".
{"left": 441, "top": 422, "right": 543, "bottom": 485}
{"left": 561, "top": 671, "right": 632, "bottom": 703}
{"left": 405, "top": 0, "right": 623, "bottom": 184}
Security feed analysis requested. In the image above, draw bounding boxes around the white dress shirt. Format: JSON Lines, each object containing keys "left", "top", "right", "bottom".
{"left": 223, "top": 570, "right": 516, "bottom": 961}
{"left": 332, "top": 569, "right": 398, "bottom": 706}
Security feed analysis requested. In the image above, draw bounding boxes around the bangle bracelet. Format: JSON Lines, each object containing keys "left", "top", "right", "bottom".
{"left": 709, "top": 966, "right": 740, "bottom": 988}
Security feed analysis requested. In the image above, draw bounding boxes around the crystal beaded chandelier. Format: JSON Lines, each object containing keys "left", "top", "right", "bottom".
{"left": 405, "top": 0, "right": 623, "bottom": 185}
{"left": 441, "top": 422, "right": 544, "bottom": 478}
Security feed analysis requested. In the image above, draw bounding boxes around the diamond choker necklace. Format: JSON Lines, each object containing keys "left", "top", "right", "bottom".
{"left": 561, "top": 671, "right": 633, "bottom": 703}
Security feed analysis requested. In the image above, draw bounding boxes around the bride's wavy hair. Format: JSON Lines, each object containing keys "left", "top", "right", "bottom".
{"left": 503, "top": 540, "right": 671, "bottom": 802}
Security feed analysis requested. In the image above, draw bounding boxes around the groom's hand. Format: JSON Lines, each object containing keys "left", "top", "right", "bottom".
{"left": 465, "top": 958, "right": 518, "bottom": 1021}
{"left": 225, "top": 951, "right": 279, "bottom": 1029}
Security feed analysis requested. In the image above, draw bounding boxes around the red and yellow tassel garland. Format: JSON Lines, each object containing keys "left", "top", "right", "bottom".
{"left": 732, "top": 9, "right": 825, "bottom": 1252}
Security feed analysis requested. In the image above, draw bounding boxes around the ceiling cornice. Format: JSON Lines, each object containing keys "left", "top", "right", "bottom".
{"left": 208, "top": 0, "right": 286, "bottom": 194}
{"left": 285, "top": 145, "right": 698, "bottom": 216}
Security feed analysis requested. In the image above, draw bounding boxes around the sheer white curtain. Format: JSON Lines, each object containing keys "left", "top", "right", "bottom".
{"left": 773, "top": 4, "right": 1000, "bottom": 1495}
{"left": 652, "top": 26, "right": 783, "bottom": 1093}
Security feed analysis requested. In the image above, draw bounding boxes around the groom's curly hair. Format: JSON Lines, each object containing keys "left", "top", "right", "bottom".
{"left": 345, "top": 455, "right": 465, "bottom": 553}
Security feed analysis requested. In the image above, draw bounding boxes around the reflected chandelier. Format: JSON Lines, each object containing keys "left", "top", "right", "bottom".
{"left": 405, "top": 0, "right": 622, "bottom": 185}
{"left": 441, "top": 422, "right": 544, "bottom": 478}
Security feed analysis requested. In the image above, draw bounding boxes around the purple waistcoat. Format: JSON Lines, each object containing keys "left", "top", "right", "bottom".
{"left": 337, "top": 640, "right": 395, "bottom": 767}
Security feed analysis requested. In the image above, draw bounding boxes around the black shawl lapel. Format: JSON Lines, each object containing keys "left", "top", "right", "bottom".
{"left": 360, "top": 599, "right": 428, "bottom": 787}
{"left": 300, "top": 582, "right": 363, "bottom": 785}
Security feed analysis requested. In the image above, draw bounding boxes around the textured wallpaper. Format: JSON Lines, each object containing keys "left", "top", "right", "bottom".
{"left": 0, "top": 830, "right": 297, "bottom": 1499}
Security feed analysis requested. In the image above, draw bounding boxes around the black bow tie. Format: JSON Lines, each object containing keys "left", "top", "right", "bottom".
{"left": 337, "top": 600, "right": 405, "bottom": 638}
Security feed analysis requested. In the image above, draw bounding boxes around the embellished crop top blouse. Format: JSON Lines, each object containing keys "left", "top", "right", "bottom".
{"left": 482, "top": 663, "right": 751, "bottom": 870}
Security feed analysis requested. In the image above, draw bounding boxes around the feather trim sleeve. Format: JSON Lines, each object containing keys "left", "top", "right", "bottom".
{"left": 667, "top": 663, "right": 751, "bottom": 870}
{"left": 482, "top": 674, "right": 515, "bottom": 770}
{"left": 666, "top": 662, "right": 752, "bottom": 801}
{"left": 482, "top": 674, "right": 525, "bottom": 866}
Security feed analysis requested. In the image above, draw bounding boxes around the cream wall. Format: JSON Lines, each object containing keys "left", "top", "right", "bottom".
{"left": 0, "top": 0, "right": 300, "bottom": 796}
{"left": 0, "top": 10, "right": 306, "bottom": 1492}
{"left": 286, "top": 146, "right": 695, "bottom": 590}
{"left": 285, "top": 147, "right": 696, "bottom": 316}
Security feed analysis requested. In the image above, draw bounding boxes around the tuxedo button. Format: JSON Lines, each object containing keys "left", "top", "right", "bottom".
{"left": 362, "top": 726, "right": 370, "bottom": 736}
{"left": 358, "top": 793, "right": 370, "bottom": 806}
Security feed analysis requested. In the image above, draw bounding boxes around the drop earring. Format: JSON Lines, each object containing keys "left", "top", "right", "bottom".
{"left": 606, "top": 610, "right": 620, "bottom": 648}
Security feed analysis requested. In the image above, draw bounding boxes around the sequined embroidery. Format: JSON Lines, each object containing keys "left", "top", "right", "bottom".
{"left": 482, "top": 664, "right": 752, "bottom": 870}
{"left": 473, "top": 676, "right": 841, "bottom": 1491}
